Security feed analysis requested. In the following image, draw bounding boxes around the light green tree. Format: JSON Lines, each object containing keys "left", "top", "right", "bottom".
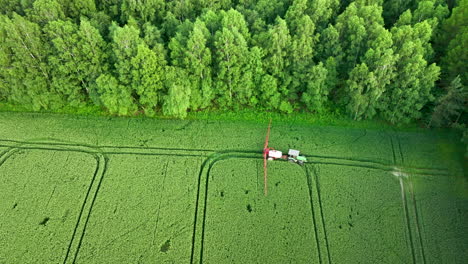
{"left": 163, "top": 67, "right": 191, "bottom": 119}
{"left": 213, "top": 25, "right": 252, "bottom": 108}
{"left": 96, "top": 74, "right": 136, "bottom": 115}
{"left": 308, "top": 0, "right": 340, "bottom": 29}
{"left": 301, "top": 62, "right": 329, "bottom": 113}
{"left": 120, "top": 0, "right": 165, "bottom": 24}
{"left": 289, "top": 15, "right": 318, "bottom": 101}
{"left": 27, "top": 0, "right": 65, "bottom": 25}
{"left": 334, "top": 1, "right": 385, "bottom": 77}
{"left": 346, "top": 63, "right": 378, "bottom": 120}
{"left": 249, "top": 46, "right": 277, "bottom": 109}
{"left": 262, "top": 17, "right": 292, "bottom": 111}
{"left": 185, "top": 19, "right": 213, "bottom": 109}
{"left": 45, "top": 20, "right": 85, "bottom": 107}
{"left": 0, "top": 14, "right": 56, "bottom": 110}
{"left": 76, "top": 19, "right": 108, "bottom": 104}
{"left": 131, "top": 43, "right": 166, "bottom": 116}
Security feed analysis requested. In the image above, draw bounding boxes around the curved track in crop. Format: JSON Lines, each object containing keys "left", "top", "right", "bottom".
{"left": 0, "top": 137, "right": 449, "bottom": 264}
{"left": 0, "top": 139, "right": 108, "bottom": 264}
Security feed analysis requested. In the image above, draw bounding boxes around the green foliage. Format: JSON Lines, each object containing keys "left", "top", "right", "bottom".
{"left": 430, "top": 76, "right": 467, "bottom": 127}
{"left": 96, "top": 74, "right": 136, "bottom": 115}
{"left": 335, "top": 1, "right": 386, "bottom": 78}
{"left": 163, "top": 67, "right": 191, "bottom": 119}
{"left": 289, "top": 15, "right": 318, "bottom": 100}
{"left": 285, "top": 0, "right": 308, "bottom": 34}
{"left": 0, "top": 14, "right": 56, "bottom": 110}
{"left": 64, "top": 0, "right": 97, "bottom": 20}
{"left": 131, "top": 43, "right": 166, "bottom": 116}
{"left": 308, "top": 0, "right": 340, "bottom": 29}
{"left": 45, "top": 20, "right": 86, "bottom": 107}
{"left": 262, "top": 18, "right": 292, "bottom": 98}
{"left": 27, "top": 0, "right": 65, "bottom": 25}
{"left": 0, "top": 0, "right": 464, "bottom": 126}
{"left": 214, "top": 19, "right": 253, "bottom": 108}
{"left": 439, "top": 0, "right": 468, "bottom": 86}
{"left": 380, "top": 21, "right": 440, "bottom": 124}
{"left": 120, "top": 0, "right": 165, "bottom": 24}
{"left": 301, "top": 62, "right": 329, "bottom": 113}
{"left": 185, "top": 19, "right": 213, "bottom": 110}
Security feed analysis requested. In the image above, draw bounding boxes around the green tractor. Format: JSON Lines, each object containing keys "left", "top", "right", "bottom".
{"left": 287, "top": 149, "right": 307, "bottom": 166}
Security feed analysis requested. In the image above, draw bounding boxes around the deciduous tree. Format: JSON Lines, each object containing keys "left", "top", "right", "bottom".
{"left": 163, "top": 67, "right": 191, "bottom": 118}
{"left": 379, "top": 21, "right": 440, "bottom": 123}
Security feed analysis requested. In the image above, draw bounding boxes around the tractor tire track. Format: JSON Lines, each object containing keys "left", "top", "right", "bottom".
{"left": 304, "top": 166, "right": 323, "bottom": 264}
{"left": 0, "top": 139, "right": 107, "bottom": 264}
{"left": 0, "top": 138, "right": 444, "bottom": 264}
{"left": 396, "top": 134, "right": 426, "bottom": 264}
{"left": 1, "top": 139, "right": 447, "bottom": 174}
{"left": 399, "top": 177, "right": 417, "bottom": 264}
{"left": 190, "top": 155, "right": 215, "bottom": 264}
{"left": 310, "top": 165, "right": 332, "bottom": 264}
{"left": 408, "top": 180, "right": 426, "bottom": 264}
{"left": 63, "top": 154, "right": 105, "bottom": 264}
{"left": 0, "top": 138, "right": 215, "bottom": 152}
{"left": 390, "top": 136, "right": 397, "bottom": 165}
{"left": 190, "top": 151, "right": 260, "bottom": 264}
{"left": 71, "top": 155, "right": 109, "bottom": 264}
{"left": 387, "top": 132, "right": 416, "bottom": 264}
{"left": 199, "top": 153, "right": 260, "bottom": 264}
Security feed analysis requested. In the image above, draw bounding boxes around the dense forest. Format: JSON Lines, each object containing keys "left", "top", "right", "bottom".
{"left": 0, "top": 0, "right": 466, "bottom": 125}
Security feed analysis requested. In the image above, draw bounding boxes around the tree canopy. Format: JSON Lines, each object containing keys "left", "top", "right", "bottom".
{"left": 0, "top": 0, "right": 465, "bottom": 126}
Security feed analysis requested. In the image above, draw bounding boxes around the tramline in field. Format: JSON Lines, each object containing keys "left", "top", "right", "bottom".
{"left": 262, "top": 119, "right": 308, "bottom": 195}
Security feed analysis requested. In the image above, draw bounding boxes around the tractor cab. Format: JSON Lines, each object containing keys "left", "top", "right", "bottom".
{"left": 288, "top": 149, "right": 307, "bottom": 165}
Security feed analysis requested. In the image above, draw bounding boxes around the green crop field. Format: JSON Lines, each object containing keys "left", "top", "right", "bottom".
{"left": 0, "top": 112, "right": 466, "bottom": 264}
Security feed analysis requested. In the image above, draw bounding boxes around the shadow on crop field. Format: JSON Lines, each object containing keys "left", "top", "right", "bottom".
{"left": 0, "top": 138, "right": 449, "bottom": 264}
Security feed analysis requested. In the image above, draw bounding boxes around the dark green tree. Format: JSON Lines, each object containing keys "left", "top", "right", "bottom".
{"left": 308, "top": 0, "right": 340, "bottom": 29}
{"left": 439, "top": 0, "right": 467, "bottom": 86}
{"left": 379, "top": 21, "right": 440, "bottom": 123}
{"left": 60, "top": 0, "right": 97, "bottom": 20}
{"left": 429, "top": 75, "right": 467, "bottom": 127}
{"left": 285, "top": 0, "right": 308, "bottom": 34}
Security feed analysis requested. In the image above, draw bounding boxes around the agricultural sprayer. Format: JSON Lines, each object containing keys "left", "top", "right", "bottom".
{"left": 262, "top": 119, "right": 308, "bottom": 195}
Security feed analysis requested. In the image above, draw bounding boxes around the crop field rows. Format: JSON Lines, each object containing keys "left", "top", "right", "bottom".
{"left": 0, "top": 113, "right": 466, "bottom": 263}
{"left": 1, "top": 130, "right": 463, "bottom": 264}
